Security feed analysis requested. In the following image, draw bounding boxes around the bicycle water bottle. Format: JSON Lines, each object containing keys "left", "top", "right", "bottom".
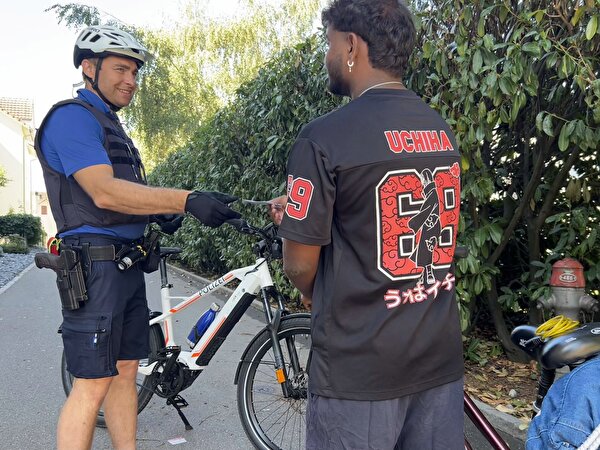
{"left": 186, "top": 303, "right": 220, "bottom": 348}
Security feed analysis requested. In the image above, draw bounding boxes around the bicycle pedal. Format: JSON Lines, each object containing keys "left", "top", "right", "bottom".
{"left": 168, "top": 395, "right": 189, "bottom": 408}
{"left": 157, "top": 345, "right": 181, "bottom": 357}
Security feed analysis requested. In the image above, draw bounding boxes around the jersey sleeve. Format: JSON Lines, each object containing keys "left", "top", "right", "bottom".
{"left": 278, "top": 137, "right": 335, "bottom": 246}
{"left": 43, "top": 104, "right": 111, "bottom": 177}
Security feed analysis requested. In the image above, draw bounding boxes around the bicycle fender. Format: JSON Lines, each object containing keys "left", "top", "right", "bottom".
{"left": 233, "top": 313, "right": 311, "bottom": 385}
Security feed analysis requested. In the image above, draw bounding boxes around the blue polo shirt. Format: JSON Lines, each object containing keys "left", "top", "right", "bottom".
{"left": 40, "top": 89, "right": 146, "bottom": 239}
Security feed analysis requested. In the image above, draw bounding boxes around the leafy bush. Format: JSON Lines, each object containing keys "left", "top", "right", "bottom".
{"left": 149, "top": 2, "right": 600, "bottom": 355}
{"left": 0, "top": 234, "right": 28, "bottom": 254}
{"left": 406, "top": 0, "right": 600, "bottom": 358}
{"left": 0, "top": 214, "right": 43, "bottom": 246}
{"left": 150, "top": 35, "right": 344, "bottom": 297}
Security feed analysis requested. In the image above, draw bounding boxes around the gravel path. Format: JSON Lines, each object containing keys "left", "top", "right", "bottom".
{"left": 0, "top": 250, "right": 38, "bottom": 289}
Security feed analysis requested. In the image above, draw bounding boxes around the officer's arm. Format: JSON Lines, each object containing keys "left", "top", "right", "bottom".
{"left": 282, "top": 239, "right": 320, "bottom": 300}
{"left": 73, "top": 164, "right": 190, "bottom": 214}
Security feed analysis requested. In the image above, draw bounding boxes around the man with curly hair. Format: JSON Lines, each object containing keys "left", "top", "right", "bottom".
{"left": 272, "top": 1, "right": 464, "bottom": 448}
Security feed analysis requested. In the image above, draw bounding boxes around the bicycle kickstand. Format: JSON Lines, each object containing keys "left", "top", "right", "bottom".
{"left": 167, "top": 395, "right": 193, "bottom": 430}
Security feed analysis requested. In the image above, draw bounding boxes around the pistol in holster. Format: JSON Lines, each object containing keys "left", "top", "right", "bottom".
{"left": 35, "top": 249, "right": 87, "bottom": 310}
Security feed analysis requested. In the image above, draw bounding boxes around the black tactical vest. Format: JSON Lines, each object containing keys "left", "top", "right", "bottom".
{"left": 34, "top": 99, "right": 149, "bottom": 234}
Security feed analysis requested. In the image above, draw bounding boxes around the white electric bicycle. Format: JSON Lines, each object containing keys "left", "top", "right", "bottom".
{"left": 61, "top": 218, "right": 311, "bottom": 450}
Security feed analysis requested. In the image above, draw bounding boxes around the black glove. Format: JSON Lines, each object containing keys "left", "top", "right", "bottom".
{"left": 185, "top": 191, "right": 241, "bottom": 228}
{"left": 151, "top": 214, "right": 185, "bottom": 235}
{"left": 202, "top": 191, "right": 238, "bottom": 205}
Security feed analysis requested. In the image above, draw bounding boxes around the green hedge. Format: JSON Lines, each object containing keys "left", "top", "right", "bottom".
{"left": 0, "top": 234, "right": 28, "bottom": 254}
{"left": 149, "top": 35, "right": 344, "bottom": 295}
{"left": 0, "top": 214, "right": 43, "bottom": 246}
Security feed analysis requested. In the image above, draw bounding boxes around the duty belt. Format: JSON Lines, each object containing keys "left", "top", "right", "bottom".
{"left": 85, "top": 244, "right": 120, "bottom": 261}
{"left": 62, "top": 243, "right": 126, "bottom": 261}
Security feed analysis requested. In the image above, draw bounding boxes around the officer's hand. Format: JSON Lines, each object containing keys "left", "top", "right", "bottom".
{"left": 151, "top": 214, "right": 185, "bottom": 235}
{"left": 185, "top": 191, "right": 241, "bottom": 228}
{"left": 203, "top": 191, "right": 238, "bottom": 205}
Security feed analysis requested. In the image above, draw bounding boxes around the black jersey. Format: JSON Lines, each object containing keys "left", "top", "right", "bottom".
{"left": 278, "top": 88, "right": 464, "bottom": 400}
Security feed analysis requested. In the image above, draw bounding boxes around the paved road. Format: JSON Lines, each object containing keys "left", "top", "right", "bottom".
{"left": 0, "top": 263, "right": 525, "bottom": 450}
{"left": 0, "top": 263, "right": 265, "bottom": 450}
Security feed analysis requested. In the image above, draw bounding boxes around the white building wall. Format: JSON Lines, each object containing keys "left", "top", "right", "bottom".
{"left": 0, "top": 111, "right": 27, "bottom": 213}
{"left": 0, "top": 109, "right": 55, "bottom": 243}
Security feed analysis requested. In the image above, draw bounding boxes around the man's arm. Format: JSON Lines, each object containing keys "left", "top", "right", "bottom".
{"left": 283, "top": 239, "right": 321, "bottom": 309}
{"left": 74, "top": 164, "right": 188, "bottom": 214}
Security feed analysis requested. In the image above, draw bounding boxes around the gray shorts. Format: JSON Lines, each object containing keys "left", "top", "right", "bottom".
{"left": 306, "top": 377, "right": 464, "bottom": 450}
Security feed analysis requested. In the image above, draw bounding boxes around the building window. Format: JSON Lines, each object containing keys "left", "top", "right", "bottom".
{"left": 41, "top": 205, "right": 47, "bottom": 215}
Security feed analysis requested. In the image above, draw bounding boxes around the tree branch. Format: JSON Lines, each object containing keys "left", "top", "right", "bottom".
{"left": 487, "top": 137, "right": 550, "bottom": 266}
{"left": 535, "top": 145, "right": 581, "bottom": 228}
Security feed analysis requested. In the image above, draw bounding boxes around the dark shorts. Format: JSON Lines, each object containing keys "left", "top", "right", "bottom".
{"left": 60, "top": 235, "right": 150, "bottom": 379}
{"left": 306, "top": 377, "right": 464, "bottom": 450}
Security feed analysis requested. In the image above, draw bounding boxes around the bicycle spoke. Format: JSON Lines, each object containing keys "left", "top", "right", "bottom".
{"left": 239, "top": 319, "right": 310, "bottom": 450}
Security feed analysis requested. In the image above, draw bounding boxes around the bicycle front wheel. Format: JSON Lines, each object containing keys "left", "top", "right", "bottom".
{"left": 60, "top": 323, "right": 163, "bottom": 427}
{"left": 237, "top": 315, "right": 311, "bottom": 450}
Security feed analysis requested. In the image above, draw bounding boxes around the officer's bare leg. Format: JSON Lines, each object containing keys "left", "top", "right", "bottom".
{"left": 103, "top": 360, "right": 139, "bottom": 450}
{"left": 57, "top": 376, "right": 112, "bottom": 450}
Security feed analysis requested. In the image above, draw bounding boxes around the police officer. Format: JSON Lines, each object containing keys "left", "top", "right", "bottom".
{"left": 35, "top": 25, "right": 240, "bottom": 450}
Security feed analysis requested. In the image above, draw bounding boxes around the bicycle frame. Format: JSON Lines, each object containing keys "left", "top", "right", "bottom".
{"left": 139, "top": 255, "right": 274, "bottom": 376}
{"left": 464, "top": 391, "right": 510, "bottom": 450}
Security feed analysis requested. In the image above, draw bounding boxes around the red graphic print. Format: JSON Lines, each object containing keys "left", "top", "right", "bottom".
{"left": 376, "top": 164, "right": 460, "bottom": 281}
{"left": 286, "top": 175, "right": 315, "bottom": 221}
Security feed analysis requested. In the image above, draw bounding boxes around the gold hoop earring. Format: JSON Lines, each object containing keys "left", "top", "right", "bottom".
{"left": 347, "top": 60, "right": 354, "bottom": 73}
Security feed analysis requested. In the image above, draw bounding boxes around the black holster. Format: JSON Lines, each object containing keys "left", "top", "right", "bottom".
{"left": 35, "top": 249, "right": 88, "bottom": 310}
{"left": 140, "top": 229, "right": 161, "bottom": 273}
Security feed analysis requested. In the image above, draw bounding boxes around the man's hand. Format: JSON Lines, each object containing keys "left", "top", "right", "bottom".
{"left": 268, "top": 195, "right": 287, "bottom": 226}
{"left": 185, "top": 191, "right": 241, "bottom": 228}
{"left": 301, "top": 295, "right": 312, "bottom": 311}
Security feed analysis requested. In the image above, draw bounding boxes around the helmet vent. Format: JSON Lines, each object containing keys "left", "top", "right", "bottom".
{"left": 73, "top": 25, "right": 152, "bottom": 68}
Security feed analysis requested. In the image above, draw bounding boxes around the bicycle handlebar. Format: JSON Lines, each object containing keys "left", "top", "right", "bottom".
{"left": 225, "top": 218, "right": 282, "bottom": 259}
{"left": 226, "top": 218, "right": 252, "bottom": 233}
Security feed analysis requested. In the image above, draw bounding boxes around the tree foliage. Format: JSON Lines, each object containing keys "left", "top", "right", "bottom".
{"left": 405, "top": 0, "right": 600, "bottom": 358}
{"left": 0, "top": 213, "right": 43, "bottom": 245}
{"left": 153, "top": 2, "right": 599, "bottom": 355}
{"left": 47, "top": 0, "right": 323, "bottom": 168}
{"left": 150, "top": 35, "right": 343, "bottom": 292}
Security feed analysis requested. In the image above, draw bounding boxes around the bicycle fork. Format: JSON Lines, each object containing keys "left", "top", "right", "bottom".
{"left": 260, "top": 287, "right": 303, "bottom": 398}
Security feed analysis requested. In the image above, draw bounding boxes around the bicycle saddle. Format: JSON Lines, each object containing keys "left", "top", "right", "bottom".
{"left": 511, "top": 325, "right": 544, "bottom": 359}
{"left": 160, "top": 247, "right": 182, "bottom": 257}
{"left": 540, "top": 322, "right": 600, "bottom": 369}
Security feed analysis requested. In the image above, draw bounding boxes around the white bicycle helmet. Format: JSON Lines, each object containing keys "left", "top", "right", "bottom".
{"left": 73, "top": 25, "right": 153, "bottom": 68}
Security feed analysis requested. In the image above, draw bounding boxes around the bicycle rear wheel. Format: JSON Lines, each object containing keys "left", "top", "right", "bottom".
{"left": 237, "top": 315, "right": 311, "bottom": 450}
{"left": 60, "top": 323, "right": 163, "bottom": 427}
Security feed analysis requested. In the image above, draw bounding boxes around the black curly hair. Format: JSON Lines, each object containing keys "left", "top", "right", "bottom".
{"left": 322, "top": 0, "right": 416, "bottom": 78}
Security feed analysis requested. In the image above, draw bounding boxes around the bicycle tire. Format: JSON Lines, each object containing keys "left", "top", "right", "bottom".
{"left": 60, "top": 323, "right": 163, "bottom": 427}
{"left": 237, "top": 315, "right": 311, "bottom": 450}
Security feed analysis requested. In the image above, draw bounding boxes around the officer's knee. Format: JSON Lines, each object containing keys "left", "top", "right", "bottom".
{"left": 115, "top": 360, "right": 139, "bottom": 381}
{"left": 71, "top": 376, "right": 112, "bottom": 409}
